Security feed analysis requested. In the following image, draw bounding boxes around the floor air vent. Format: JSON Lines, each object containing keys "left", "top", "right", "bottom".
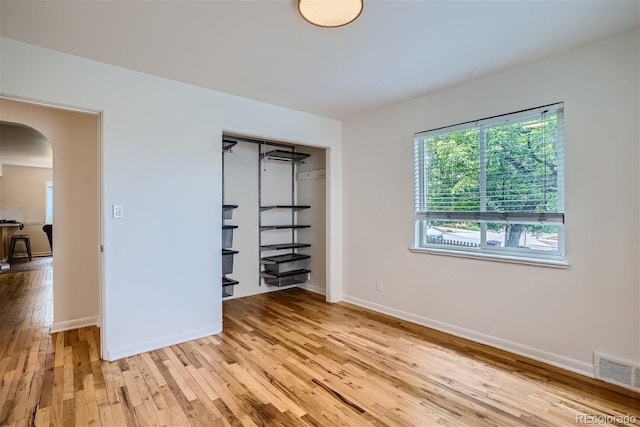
{"left": 594, "top": 353, "right": 639, "bottom": 391}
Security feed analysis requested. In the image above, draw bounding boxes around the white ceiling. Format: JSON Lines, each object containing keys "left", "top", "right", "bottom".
{"left": 1, "top": 0, "right": 638, "bottom": 120}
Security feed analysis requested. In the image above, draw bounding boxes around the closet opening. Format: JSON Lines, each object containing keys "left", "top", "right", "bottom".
{"left": 220, "top": 133, "right": 327, "bottom": 301}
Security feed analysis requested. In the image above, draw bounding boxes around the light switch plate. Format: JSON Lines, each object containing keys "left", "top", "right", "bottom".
{"left": 113, "top": 204, "right": 124, "bottom": 219}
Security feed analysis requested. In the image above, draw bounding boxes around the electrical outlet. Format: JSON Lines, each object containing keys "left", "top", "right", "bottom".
{"left": 113, "top": 204, "right": 124, "bottom": 219}
{"left": 376, "top": 280, "right": 382, "bottom": 291}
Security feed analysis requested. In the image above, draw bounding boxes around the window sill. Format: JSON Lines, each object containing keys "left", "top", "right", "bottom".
{"left": 409, "top": 247, "right": 570, "bottom": 269}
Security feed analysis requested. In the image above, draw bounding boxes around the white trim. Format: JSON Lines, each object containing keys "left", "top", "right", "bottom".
{"left": 50, "top": 315, "right": 99, "bottom": 333}
{"left": 415, "top": 102, "right": 564, "bottom": 137}
{"left": 105, "top": 324, "right": 221, "bottom": 361}
{"left": 0, "top": 93, "right": 102, "bottom": 115}
{"left": 2, "top": 160, "right": 52, "bottom": 169}
{"left": 409, "top": 247, "right": 570, "bottom": 268}
{"left": 31, "top": 251, "right": 52, "bottom": 257}
{"left": 342, "top": 294, "right": 593, "bottom": 378}
{"left": 326, "top": 145, "right": 343, "bottom": 304}
{"left": 97, "top": 111, "right": 105, "bottom": 360}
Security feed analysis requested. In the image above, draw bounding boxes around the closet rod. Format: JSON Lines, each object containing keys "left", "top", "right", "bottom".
{"left": 223, "top": 132, "right": 296, "bottom": 149}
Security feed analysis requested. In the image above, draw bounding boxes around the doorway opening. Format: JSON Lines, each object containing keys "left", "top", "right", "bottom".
{"left": 0, "top": 122, "right": 53, "bottom": 270}
{"left": 0, "top": 97, "right": 102, "bottom": 355}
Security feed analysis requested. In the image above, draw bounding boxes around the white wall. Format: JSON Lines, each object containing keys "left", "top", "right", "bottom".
{"left": 0, "top": 164, "right": 53, "bottom": 256}
{"left": 297, "top": 146, "right": 327, "bottom": 295}
{"left": 0, "top": 37, "right": 342, "bottom": 360}
{"left": 342, "top": 30, "right": 640, "bottom": 376}
{"left": 222, "top": 140, "right": 260, "bottom": 299}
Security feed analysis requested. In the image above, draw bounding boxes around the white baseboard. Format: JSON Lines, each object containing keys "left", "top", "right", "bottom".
{"left": 9, "top": 252, "right": 51, "bottom": 258}
{"left": 51, "top": 315, "right": 99, "bottom": 333}
{"left": 105, "top": 324, "right": 222, "bottom": 361}
{"left": 342, "top": 294, "right": 593, "bottom": 378}
{"left": 298, "top": 282, "right": 326, "bottom": 295}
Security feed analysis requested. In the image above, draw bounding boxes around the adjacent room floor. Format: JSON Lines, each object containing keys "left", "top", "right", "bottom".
{"left": 0, "top": 260, "right": 638, "bottom": 426}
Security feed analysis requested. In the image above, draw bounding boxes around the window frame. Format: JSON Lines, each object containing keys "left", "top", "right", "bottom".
{"left": 412, "top": 103, "right": 567, "bottom": 266}
{"left": 45, "top": 180, "right": 53, "bottom": 224}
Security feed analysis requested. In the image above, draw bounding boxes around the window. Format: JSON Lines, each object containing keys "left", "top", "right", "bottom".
{"left": 413, "top": 103, "right": 565, "bottom": 263}
{"left": 45, "top": 181, "right": 53, "bottom": 224}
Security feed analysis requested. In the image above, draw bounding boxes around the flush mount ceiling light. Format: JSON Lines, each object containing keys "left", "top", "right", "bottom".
{"left": 298, "top": 0, "right": 363, "bottom": 28}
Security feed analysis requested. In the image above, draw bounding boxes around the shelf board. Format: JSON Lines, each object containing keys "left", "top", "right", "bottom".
{"left": 222, "top": 276, "right": 239, "bottom": 286}
{"left": 260, "top": 225, "right": 310, "bottom": 231}
{"left": 262, "top": 277, "right": 307, "bottom": 287}
{"left": 222, "top": 140, "right": 237, "bottom": 151}
{"left": 222, "top": 225, "right": 238, "bottom": 229}
{"left": 222, "top": 275, "right": 238, "bottom": 297}
{"left": 260, "top": 205, "right": 310, "bottom": 211}
{"left": 260, "top": 253, "right": 310, "bottom": 265}
{"left": 222, "top": 249, "right": 239, "bottom": 255}
{"left": 261, "top": 150, "right": 310, "bottom": 163}
{"left": 260, "top": 269, "right": 310, "bottom": 287}
{"left": 223, "top": 204, "right": 239, "bottom": 210}
{"left": 260, "top": 243, "right": 311, "bottom": 251}
{"left": 260, "top": 268, "right": 310, "bottom": 278}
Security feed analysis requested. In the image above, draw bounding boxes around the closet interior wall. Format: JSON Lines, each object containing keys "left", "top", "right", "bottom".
{"left": 222, "top": 136, "right": 327, "bottom": 299}
{"left": 294, "top": 146, "right": 326, "bottom": 295}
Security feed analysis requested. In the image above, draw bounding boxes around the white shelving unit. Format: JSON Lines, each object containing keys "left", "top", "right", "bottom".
{"left": 258, "top": 145, "right": 311, "bottom": 287}
{"left": 222, "top": 139, "right": 239, "bottom": 298}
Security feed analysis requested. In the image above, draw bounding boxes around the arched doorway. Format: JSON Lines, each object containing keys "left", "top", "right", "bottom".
{"left": 0, "top": 121, "right": 53, "bottom": 265}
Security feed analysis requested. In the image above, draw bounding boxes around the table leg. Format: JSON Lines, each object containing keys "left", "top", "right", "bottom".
{"left": 0, "top": 227, "right": 9, "bottom": 270}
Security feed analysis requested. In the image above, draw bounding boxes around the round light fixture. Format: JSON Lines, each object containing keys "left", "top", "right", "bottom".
{"left": 298, "top": 0, "right": 363, "bottom": 28}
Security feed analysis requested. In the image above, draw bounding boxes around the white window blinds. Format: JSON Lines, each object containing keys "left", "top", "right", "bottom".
{"left": 414, "top": 103, "right": 565, "bottom": 260}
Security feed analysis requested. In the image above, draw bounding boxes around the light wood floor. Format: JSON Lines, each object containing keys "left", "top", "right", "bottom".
{"left": 1, "top": 264, "right": 639, "bottom": 426}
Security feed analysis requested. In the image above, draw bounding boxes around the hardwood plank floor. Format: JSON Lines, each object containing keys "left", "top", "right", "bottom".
{"left": 1, "top": 263, "right": 639, "bottom": 426}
